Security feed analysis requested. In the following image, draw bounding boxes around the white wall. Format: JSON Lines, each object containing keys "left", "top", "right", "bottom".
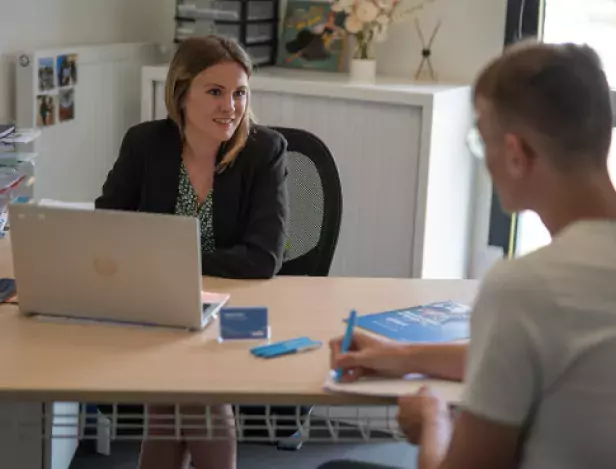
{"left": 0, "top": 0, "right": 176, "bottom": 123}
{"left": 376, "top": 0, "right": 507, "bottom": 83}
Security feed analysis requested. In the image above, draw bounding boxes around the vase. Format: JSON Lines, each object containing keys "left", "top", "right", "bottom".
{"left": 349, "top": 58, "right": 377, "bottom": 84}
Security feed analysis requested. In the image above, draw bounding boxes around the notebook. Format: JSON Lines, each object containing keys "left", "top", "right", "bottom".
{"left": 353, "top": 301, "right": 471, "bottom": 343}
{"left": 323, "top": 373, "right": 464, "bottom": 403}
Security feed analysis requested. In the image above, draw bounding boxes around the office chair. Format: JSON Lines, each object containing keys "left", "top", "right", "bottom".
{"left": 275, "top": 126, "right": 343, "bottom": 276}
{"left": 239, "top": 126, "right": 343, "bottom": 451}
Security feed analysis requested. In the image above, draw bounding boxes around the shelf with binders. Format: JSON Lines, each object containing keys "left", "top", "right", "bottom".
{"left": 0, "top": 167, "right": 35, "bottom": 239}
{"left": 0, "top": 127, "right": 39, "bottom": 237}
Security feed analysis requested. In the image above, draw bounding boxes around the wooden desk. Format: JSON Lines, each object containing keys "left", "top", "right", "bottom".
{"left": 0, "top": 240, "right": 479, "bottom": 406}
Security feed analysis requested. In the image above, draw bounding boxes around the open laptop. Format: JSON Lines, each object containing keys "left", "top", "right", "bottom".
{"left": 8, "top": 203, "right": 229, "bottom": 331}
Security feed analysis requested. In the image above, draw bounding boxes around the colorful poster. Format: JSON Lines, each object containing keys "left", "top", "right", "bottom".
{"left": 37, "top": 57, "right": 55, "bottom": 92}
{"left": 57, "top": 54, "right": 77, "bottom": 87}
{"left": 277, "top": 1, "right": 347, "bottom": 72}
{"left": 59, "top": 88, "right": 75, "bottom": 122}
{"left": 36, "top": 95, "right": 57, "bottom": 127}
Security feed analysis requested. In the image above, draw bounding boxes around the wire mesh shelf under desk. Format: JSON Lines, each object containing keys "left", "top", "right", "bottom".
{"left": 26, "top": 404, "right": 405, "bottom": 444}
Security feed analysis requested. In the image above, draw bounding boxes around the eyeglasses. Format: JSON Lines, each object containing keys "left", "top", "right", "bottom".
{"left": 466, "top": 126, "right": 485, "bottom": 160}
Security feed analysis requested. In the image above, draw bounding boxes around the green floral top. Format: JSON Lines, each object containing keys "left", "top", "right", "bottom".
{"left": 174, "top": 162, "right": 215, "bottom": 254}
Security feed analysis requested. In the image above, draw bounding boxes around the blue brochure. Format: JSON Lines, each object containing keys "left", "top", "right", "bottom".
{"left": 353, "top": 301, "right": 471, "bottom": 343}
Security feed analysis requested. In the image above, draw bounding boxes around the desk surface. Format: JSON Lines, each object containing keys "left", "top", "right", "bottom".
{"left": 0, "top": 240, "right": 478, "bottom": 405}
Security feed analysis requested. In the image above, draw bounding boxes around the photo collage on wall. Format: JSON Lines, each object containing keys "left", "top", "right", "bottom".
{"left": 36, "top": 53, "right": 77, "bottom": 127}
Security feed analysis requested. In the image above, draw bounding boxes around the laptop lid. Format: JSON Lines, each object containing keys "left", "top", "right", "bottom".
{"left": 8, "top": 204, "right": 207, "bottom": 330}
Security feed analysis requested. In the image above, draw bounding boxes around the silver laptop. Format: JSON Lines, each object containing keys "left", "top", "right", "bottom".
{"left": 8, "top": 203, "right": 228, "bottom": 331}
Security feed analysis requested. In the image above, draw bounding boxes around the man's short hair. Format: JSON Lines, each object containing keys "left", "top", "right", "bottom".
{"left": 474, "top": 41, "right": 613, "bottom": 170}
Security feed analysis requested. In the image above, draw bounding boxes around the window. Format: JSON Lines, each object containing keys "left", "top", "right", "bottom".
{"left": 487, "top": 0, "right": 616, "bottom": 258}
{"left": 515, "top": 0, "right": 616, "bottom": 256}
{"left": 544, "top": 0, "right": 616, "bottom": 86}
{"left": 485, "top": 0, "right": 543, "bottom": 259}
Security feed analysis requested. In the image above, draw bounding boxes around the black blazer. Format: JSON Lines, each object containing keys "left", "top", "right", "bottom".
{"left": 95, "top": 119, "right": 289, "bottom": 279}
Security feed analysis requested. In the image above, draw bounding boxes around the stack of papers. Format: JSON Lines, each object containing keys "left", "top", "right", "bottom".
{"left": 0, "top": 128, "right": 41, "bottom": 144}
{"left": 0, "top": 125, "right": 15, "bottom": 140}
{"left": 0, "top": 152, "right": 37, "bottom": 166}
{"left": 0, "top": 173, "right": 27, "bottom": 195}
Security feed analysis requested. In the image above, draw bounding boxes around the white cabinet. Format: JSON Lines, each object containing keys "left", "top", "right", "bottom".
{"left": 142, "top": 67, "right": 475, "bottom": 279}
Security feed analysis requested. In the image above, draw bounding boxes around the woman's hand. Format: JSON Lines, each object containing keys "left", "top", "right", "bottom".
{"left": 329, "top": 331, "right": 410, "bottom": 382}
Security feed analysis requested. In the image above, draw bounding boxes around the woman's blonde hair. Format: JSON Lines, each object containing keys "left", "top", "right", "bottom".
{"left": 165, "top": 35, "right": 254, "bottom": 170}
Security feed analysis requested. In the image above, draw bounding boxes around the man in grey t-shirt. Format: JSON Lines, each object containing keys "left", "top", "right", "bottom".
{"left": 324, "top": 42, "right": 616, "bottom": 469}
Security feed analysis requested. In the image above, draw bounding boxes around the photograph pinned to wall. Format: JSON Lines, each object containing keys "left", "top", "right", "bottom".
{"left": 36, "top": 95, "right": 57, "bottom": 127}
{"left": 277, "top": 0, "right": 348, "bottom": 72}
{"left": 58, "top": 88, "right": 75, "bottom": 122}
{"left": 38, "top": 57, "right": 55, "bottom": 92}
{"left": 57, "top": 54, "right": 77, "bottom": 87}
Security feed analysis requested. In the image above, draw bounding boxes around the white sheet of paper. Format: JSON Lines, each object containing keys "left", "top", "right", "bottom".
{"left": 38, "top": 199, "right": 94, "bottom": 210}
{"left": 323, "top": 373, "right": 464, "bottom": 403}
{"left": 202, "top": 291, "right": 230, "bottom": 304}
{"left": 1, "top": 128, "right": 41, "bottom": 144}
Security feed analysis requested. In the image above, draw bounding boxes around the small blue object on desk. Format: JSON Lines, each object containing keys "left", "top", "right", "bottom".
{"left": 250, "top": 337, "right": 322, "bottom": 358}
{"left": 335, "top": 309, "right": 357, "bottom": 382}
{"left": 219, "top": 307, "right": 269, "bottom": 340}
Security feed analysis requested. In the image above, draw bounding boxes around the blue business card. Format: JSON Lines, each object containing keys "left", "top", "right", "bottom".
{"left": 219, "top": 307, "right": 269, "bottom": 340}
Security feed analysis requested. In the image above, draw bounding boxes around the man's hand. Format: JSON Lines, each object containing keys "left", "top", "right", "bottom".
{"left": 397, "top": 386, "right": 451, "bottom": 445}
{"left": 398, "top": 387, "right": 453, "bottom": 469}
{"left": 330, "top": 332, "right": 468, "bottom": 383}
{"left": 329, "top": 332, "right": 408, "bottom": 382}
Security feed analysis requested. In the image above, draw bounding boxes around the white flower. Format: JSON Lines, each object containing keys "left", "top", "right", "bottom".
{"left": 345, "top": 14, "right": 364, "bottom": 34}
{"left": 376, "top": 13, "right": 389, "bottom": 25}
{"left": 331, "top": 0, "right": 355, "bottom": 13}
{"left": 355, "top": 0, "right": 379, "bottom": 22}
{"left": 373, "top": 24, "right": 388, "bottom": 42}
{"left": 377, "top": 0, "right": 396, "bottom": 13}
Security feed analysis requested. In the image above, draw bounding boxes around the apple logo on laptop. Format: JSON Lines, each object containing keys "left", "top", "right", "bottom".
{"left": 93, "top": 256, "right": 118, "bottom": 277}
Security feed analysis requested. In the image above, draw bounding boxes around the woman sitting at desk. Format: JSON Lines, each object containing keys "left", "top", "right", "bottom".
{"left": 96, "top": 36, "right": 288, "bottom": 280}
{"left": 95, "top": 35, "right": 289, "bottom": 469}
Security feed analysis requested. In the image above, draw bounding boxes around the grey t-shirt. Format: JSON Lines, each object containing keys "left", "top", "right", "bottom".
{"left": 461, "top": 220, "right": 616, "bottom": 469}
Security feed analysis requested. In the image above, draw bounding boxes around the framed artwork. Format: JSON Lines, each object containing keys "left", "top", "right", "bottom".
{"left": 277, "top": 0, "right": 348, "bottom": 72}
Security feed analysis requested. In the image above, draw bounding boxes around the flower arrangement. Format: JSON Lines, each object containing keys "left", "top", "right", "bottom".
{"left": 331, "top": 0, "right": 435, "bottom": 60}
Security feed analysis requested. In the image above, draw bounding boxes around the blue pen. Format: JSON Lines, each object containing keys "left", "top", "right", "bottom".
{"left": 335, "top": 309, "right": 357, "bottom": 382}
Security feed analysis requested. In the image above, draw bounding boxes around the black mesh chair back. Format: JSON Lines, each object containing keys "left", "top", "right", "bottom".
{"left": 274, "top": 126, "right": 342, "bottom": 277}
